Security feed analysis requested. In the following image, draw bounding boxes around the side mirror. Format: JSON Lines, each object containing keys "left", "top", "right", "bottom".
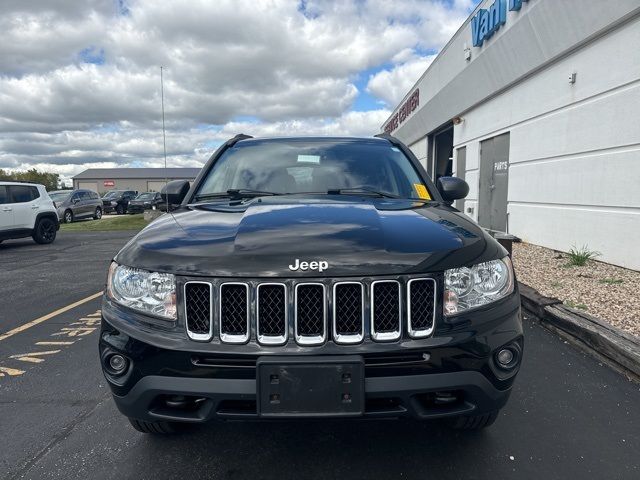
{"left": 161, "top": 180, "right": 190, "bottom": 206}
{"left": 72, "top": 198, "right": 80, "bottom": 204}
{"left": 437, "top": 176, "right": 469, "bottom": 203}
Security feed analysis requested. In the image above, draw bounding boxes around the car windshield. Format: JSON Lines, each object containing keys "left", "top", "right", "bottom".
{"left": 136, "top": 193, "right": 155, "bottom": 200}
{"left": 103, "top": 191, "right": 123, "bottom": 199}
{"left": 49, "top": 191, "right": 71, "bottom": 202}
{"left": 195, "top": 139, "right": 433, "bottom": 200}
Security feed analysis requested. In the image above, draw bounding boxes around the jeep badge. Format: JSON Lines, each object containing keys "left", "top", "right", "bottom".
{"left": 288, "top": 259, "right": 328, "bottom": 272}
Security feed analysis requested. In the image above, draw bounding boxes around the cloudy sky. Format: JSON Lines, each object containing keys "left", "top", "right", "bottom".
{"left": 0, "top": 0, "right": 478, "bottom": 184}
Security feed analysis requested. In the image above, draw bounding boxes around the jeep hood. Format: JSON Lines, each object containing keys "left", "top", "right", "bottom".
{"left": 115, "top": 197, "right": 504, "bottom": 277}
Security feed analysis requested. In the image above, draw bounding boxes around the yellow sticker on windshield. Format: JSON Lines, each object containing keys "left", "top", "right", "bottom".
{"left": 413, "top": 183, "right": 431, "bottom": 200}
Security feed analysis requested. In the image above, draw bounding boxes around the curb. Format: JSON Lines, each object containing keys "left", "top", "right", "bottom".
{"left": 518, "top": 282, "right": 640, "bottom": 380}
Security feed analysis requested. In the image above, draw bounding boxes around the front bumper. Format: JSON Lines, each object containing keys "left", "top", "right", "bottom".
{"left": 127, "top": 204, "right": 148, "bottom": 213}
{"left": 99, "top": 291, "right": 522, "bottom": 423}
{"left": 108, "top": 367, "right": 511, "bottom": 423}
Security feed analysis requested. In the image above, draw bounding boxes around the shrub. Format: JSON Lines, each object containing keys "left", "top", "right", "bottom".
{"left": 567, "top": 244, "right": 600, "bottom": 267}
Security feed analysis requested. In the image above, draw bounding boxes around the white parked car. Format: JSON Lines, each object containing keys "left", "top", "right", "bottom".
{"left": 0, "top": 182, "right": 59, "bottom": 245}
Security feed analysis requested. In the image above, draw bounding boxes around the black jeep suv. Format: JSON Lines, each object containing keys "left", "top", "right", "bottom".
{"left": 102, "top": 190, "right": 137, "bottom": 215}
{"left": 100, "top": 134, "right": 522, "bottom": 434}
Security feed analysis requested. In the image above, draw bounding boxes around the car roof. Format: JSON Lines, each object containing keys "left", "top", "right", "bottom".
{"left": 0, "top": 181, "right": 45, "bottom": 187}
{"left": 51, "top": 189, "right": 97, "bottom": 195}
{"left": 234, "top": 136, "right": 390, "bottom": 147}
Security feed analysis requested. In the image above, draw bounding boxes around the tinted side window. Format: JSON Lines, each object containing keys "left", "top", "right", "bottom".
{"left": 9, "top": 186, "right": 39, "bottom": 203}
{"left": 91, "top": 192, "right": 99, "bottom": 199}
{"left": 0, "top": 186, "right": 7, "bottom": 204}
{"left": 79, "top": 192, "right": 91, "bottom": 200}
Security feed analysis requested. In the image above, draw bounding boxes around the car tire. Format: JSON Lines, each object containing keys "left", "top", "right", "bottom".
{"left": 63, "top": 209, "right": 74, "bottom": 224}
{"left": 116, "top": 204, "right": 125, "bottom": 215}
{"left": 32, "top": 217, "right": 57, "bottom": 244}
{"left": 128, "top": 418, "right": 178, "bottom": 434}
{"left": 93, "top": 207, "right": 102, "bottom": 220}
{"left": 450, "top": 410, "right": 500, "bottom": 430}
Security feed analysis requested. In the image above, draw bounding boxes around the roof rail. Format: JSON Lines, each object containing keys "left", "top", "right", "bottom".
{"left": 227, "top": 133, "right": 253, "bottom": 147}
{"left": 374, "top": 132, "right": 401, "bottom": 145}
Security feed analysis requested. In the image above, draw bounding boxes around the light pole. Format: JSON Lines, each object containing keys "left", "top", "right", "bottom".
{"left": 160, "top": 66, "right": 168, "bottom": 213}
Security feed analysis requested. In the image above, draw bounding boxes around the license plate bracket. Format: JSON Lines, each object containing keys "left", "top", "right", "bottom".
{"left": 257, "top": 356, "right": 365, "bottom": 418}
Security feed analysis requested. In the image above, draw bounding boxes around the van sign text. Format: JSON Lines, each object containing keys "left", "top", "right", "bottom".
{"left": 471, "top": 0, "right": 529, "bottom": 48}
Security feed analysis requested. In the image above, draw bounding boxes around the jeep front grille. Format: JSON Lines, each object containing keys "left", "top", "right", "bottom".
{"left": 407, "top": 278, "right": 437, "bottom": 338}
{"left": 295, "top": 283, "right": 326, "bottom": 345}
{"left": 333, "top": 282, "right": 364, "bottom": 344}
{"left": 256, "top": 283, "right": 287, "bottom": 345}
{"left": 219, "top": 283, "right": 249, "bottom": 343}
{"left": 182, "top": 276, "right": 437, "bottom": 345}
{"left": 184, "top": 282, "right": 213, "bottom": 341}
{"left": 371, "top": 280, "right": 401, "bottom": 341}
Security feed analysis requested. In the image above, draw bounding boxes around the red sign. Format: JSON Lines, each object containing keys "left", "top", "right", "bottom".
{"left": 104, "top": 180, "right": 115, "bottom": 187}
{"left": 384, "top": 88, "right": 420, "bottom": 134}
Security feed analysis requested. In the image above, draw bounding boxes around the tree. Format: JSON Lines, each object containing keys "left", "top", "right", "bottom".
{"left": 0, "top": 168, "right": 60, "bottom": 191}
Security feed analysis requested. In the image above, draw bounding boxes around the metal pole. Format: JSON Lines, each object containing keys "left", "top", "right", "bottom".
{"left": 161, "top": 66, "right": 169, "bottom": 213}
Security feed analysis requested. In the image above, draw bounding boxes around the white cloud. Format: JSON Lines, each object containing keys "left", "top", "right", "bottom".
{"left": 0, "top": 0, "right": 477, "bottom": 182}
{"left": 366, "top": 53, "right": 437, "bottom": 107}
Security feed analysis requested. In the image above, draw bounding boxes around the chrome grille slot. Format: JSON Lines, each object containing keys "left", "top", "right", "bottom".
{"left": 184, "top": 281, "right": 213, "bottom": 341}
{"left": 219, "top": 283, "right": 249, "bottom": 343}
{"left": 183, "top": 275, "right": 438, "bottom": 345}
{"left": 407, "top": 278, "right": 436, "bottom": 338}
{"left": 333, "top": 282, "right": 364, "bottom": 344}
{"left": 371, "top": 280, "right": 401, "bottom": 341}
{"left": 256, "top": 283, "right": 287, "bottom": 345}
{"left": 295, "top": 283, "right": 326, "bottom": 345}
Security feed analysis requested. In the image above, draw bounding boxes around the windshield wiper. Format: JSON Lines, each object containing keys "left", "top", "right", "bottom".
{"left": 327, "top": 187, "right": 400, "bottom": 199}
{"left": 194, "top": 189, "right": 281, "bottom": 201}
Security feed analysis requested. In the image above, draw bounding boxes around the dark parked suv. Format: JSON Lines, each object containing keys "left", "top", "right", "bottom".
{"left": 127, "top": 192, "right": 164, "bottom": 214}
{"left": 102, "top": 190, "right": 137, "bottom": 214}
{"left": 100, "top": 134, "right": 522, "bottom": 434}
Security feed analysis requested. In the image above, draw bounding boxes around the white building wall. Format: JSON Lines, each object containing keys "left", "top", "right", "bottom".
{"left": 408, "top": 136, "right": 428, "bottom": 169}
{"left": 453, "top": 16, "right": 640, "bottom": 269}
{"left": 385, "top": 0, "right": 640, "bottom": 147}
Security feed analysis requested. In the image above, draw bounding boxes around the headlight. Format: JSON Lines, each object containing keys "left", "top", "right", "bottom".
{"left": 111, "top": 201, "right": 117, "bottom": 206}
{"left": 107, "top": 262, "right": 177, "bottom": 319}
{"left": 444, "top": 257, "right": 514, "bottom": 316}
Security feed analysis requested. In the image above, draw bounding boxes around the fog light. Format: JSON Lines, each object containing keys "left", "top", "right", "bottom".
{"left": 497, "top": 349, "right": 514, "bottom": 366}
{"left": 108, "top": 354, "right": 128, "bottom": 373}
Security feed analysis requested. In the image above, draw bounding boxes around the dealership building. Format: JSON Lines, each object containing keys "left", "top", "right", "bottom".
{"left": 72, "top": 168, "right": 201, "bottom": 195}
{"left": 382, "top": 0, "right": 640, "bottom": 270}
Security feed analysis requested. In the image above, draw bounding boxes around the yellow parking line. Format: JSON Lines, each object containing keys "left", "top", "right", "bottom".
{"left": 0, "top": 291, "right": 103, "bottom": 342}
{"left": 10, "top": 350, "right": 61, "bottom": 363}
{"left": 0, "top": 366, "right": 25, "bottom": 376}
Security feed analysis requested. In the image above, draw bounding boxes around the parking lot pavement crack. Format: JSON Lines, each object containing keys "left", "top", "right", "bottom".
{"left": 0, "top": 256, "right": 58, "bottom": 272}
{"left": 6, "top": 398, "right": 107, "bottom": 480}
{"left": 0, "top": 398, "right": 103, "bottom": 406}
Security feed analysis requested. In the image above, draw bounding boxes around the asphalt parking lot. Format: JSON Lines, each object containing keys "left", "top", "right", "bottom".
{"left": 1, "top": 231, "right": 639, "bottom": 480}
